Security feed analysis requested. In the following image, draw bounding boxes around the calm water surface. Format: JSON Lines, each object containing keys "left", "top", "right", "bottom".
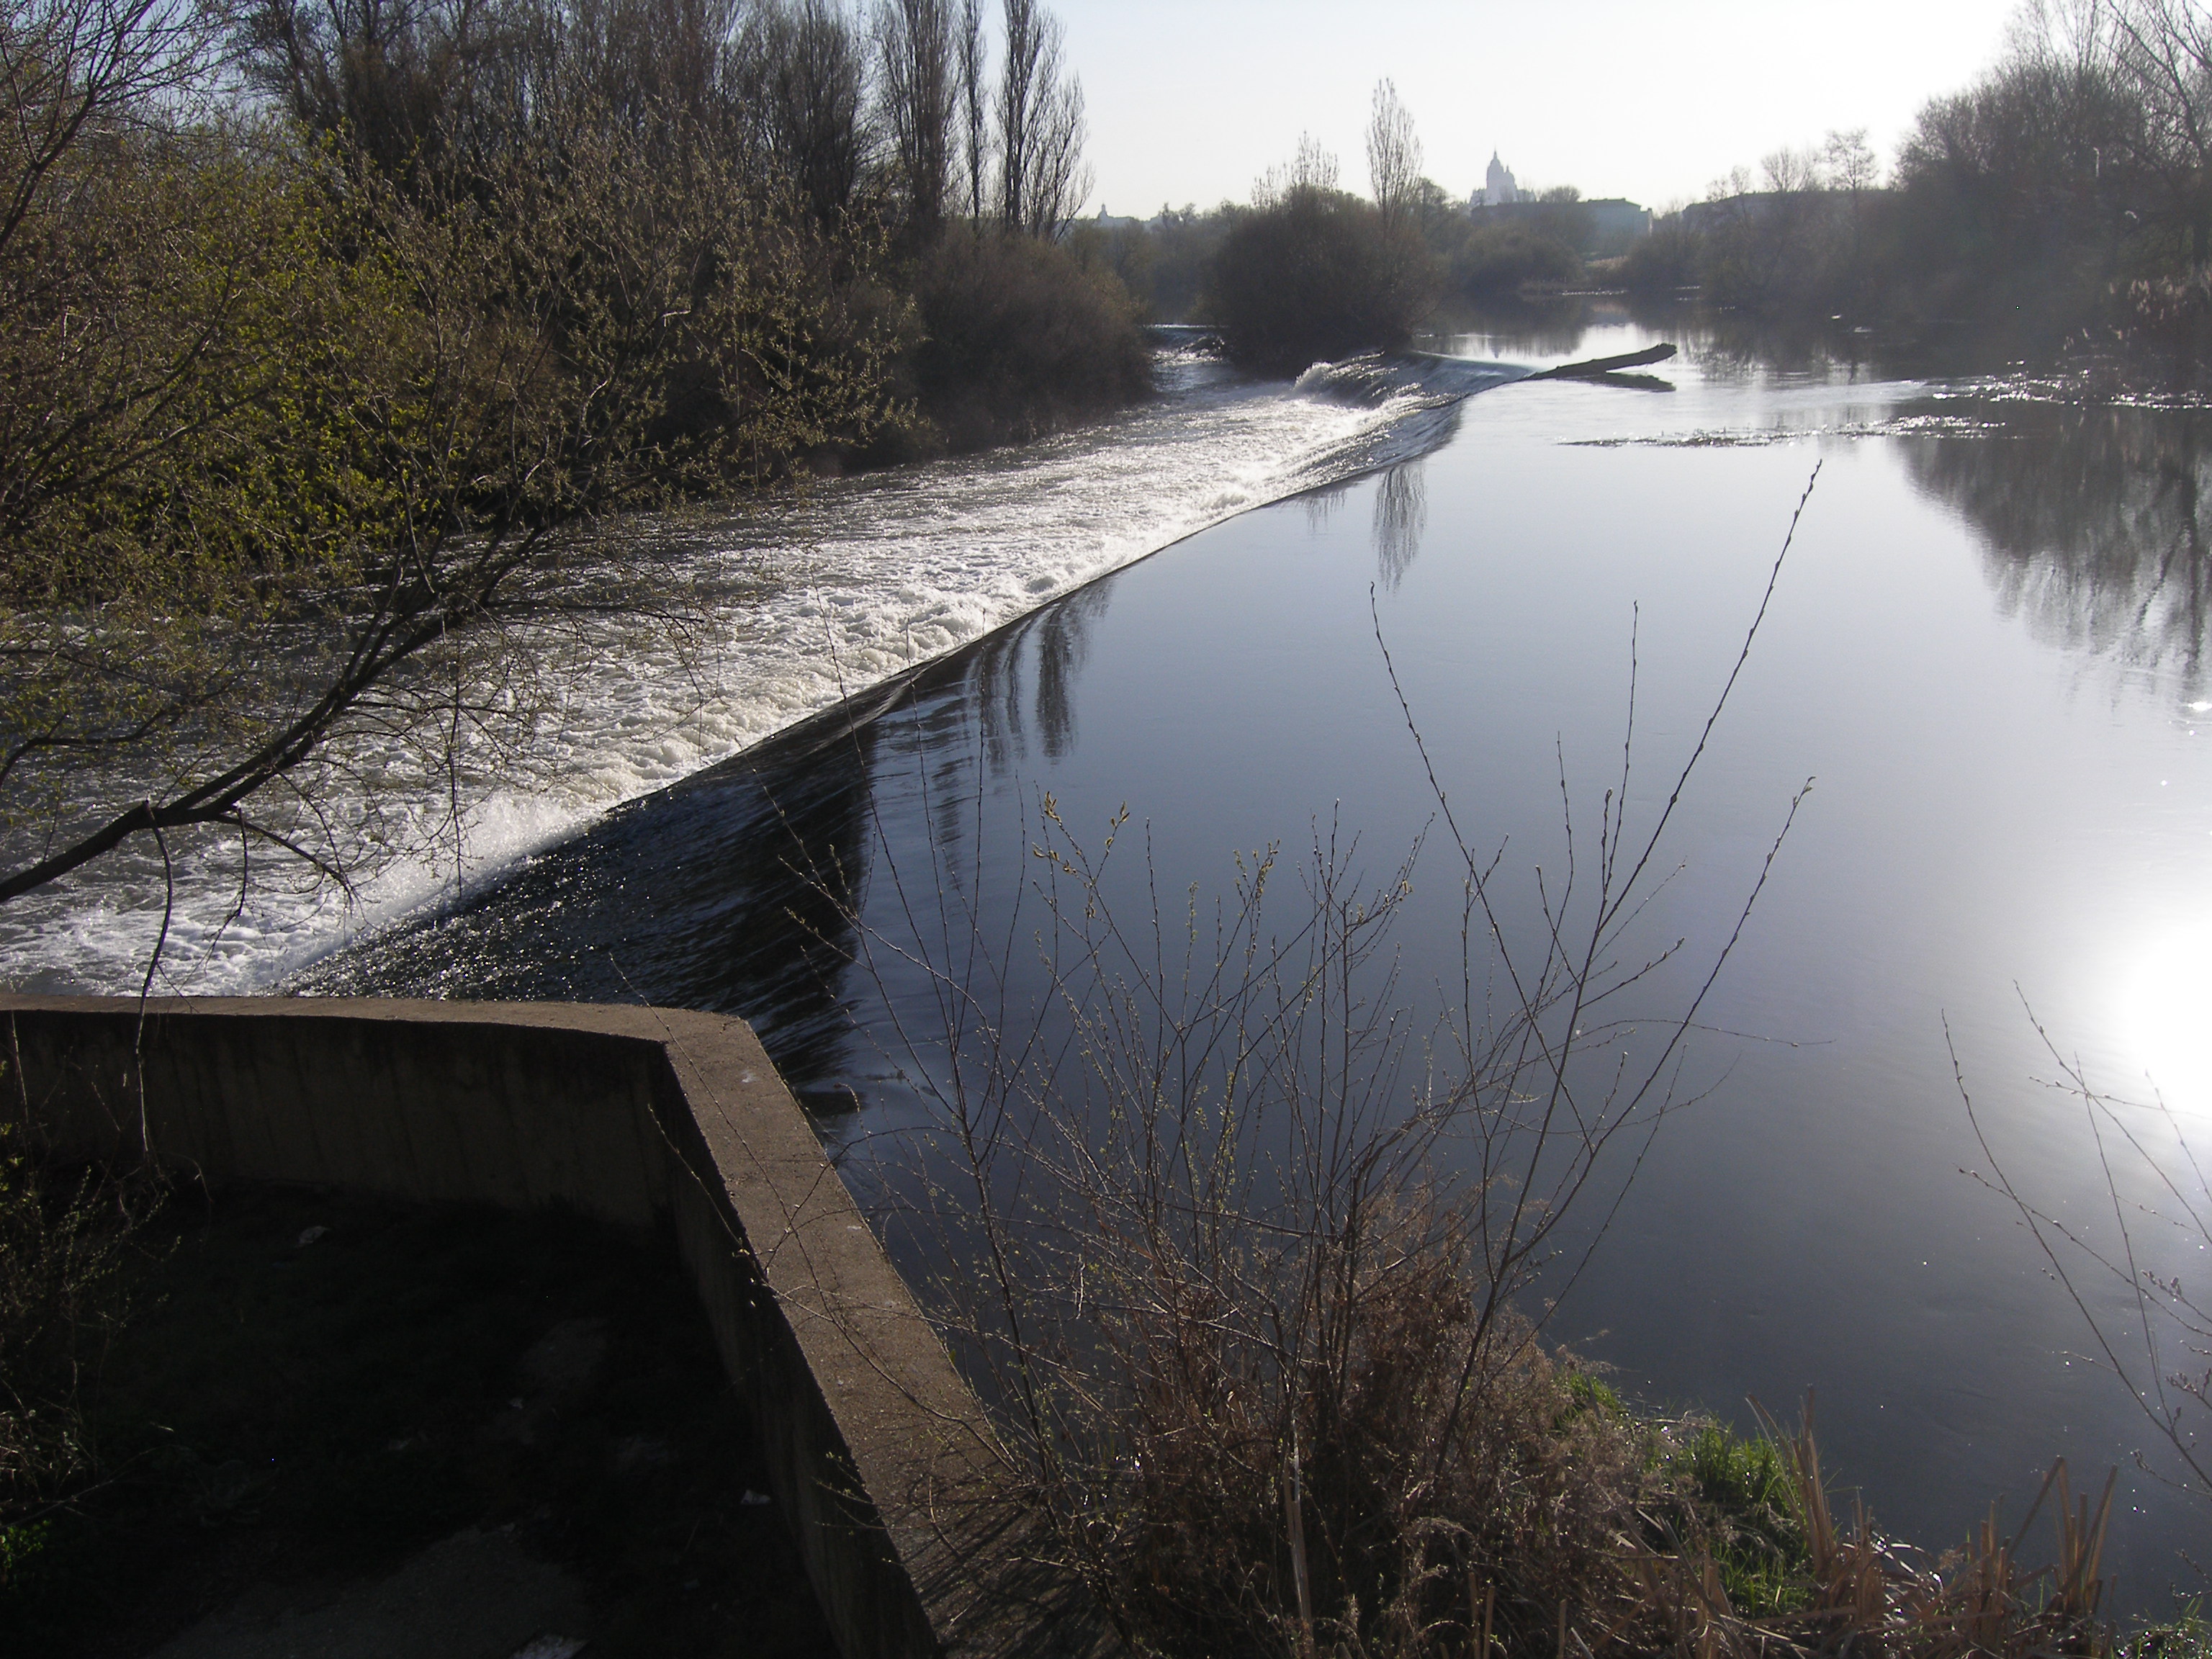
{"left": 315, "top": 304, "right": 2212, "bottom": 1588}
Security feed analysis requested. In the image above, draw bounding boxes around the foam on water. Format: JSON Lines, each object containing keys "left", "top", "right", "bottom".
{"left": 2, "top": 348, "right": 1501, "bottom": 995}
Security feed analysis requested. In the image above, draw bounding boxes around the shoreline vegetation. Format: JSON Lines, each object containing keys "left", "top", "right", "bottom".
{"left": 4, "top": 1062, "right": 2204, "bottom": 1653}
{"left": 0, "top": 0, "right": 1153, "bottom": 921}
{"left": 1084, "top": 5, "right": 2212, "bottom": 387}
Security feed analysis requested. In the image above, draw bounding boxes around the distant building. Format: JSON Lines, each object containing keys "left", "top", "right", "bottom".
{"left": 1477, "top": 153, "right": 1521, "bottom": 208}
{"left": 1578, "top": 198, "right": 1652, "bottom": 249}
{"left": 1465, "top": 196, "right": 1652, "bottom": 256}
{"left": 1092, "top": 205, "right": 1142, "bottom": 233}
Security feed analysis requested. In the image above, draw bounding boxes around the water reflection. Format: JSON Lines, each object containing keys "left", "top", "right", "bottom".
{"left": 966, "top": 580, "right": 1107, "bottom": 769}
{"left": 1303, "top": 485, "right": 1347, "bottom": 534}
{"left": 1906, "top": 405, "right": 2212, "bottom": 685}
{"left": 1428, "top": 295, "right": 1961, "bottom": 386}
{"left": 1424, "top": 294, "right": 1611, "bottom": 358}
{"left": 1372, "top": 461, "right": 1428, "bottom": 590}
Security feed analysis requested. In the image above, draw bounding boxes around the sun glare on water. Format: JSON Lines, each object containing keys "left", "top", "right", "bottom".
{"left": 2116, "top": 922, "right": 2212, "bottom": 1121}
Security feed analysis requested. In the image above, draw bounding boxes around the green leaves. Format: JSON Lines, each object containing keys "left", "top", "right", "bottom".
{"left": 0, "top": 98, "right": 907, "bottom": 902}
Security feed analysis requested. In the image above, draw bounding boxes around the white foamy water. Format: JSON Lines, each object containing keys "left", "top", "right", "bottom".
{"left": 1, "top": 349, "right": 1491, "bottom": 995}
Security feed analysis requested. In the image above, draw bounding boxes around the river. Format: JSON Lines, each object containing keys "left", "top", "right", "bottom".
{"left": 22, "top": 301, "right": 2212, "bottom": 1588}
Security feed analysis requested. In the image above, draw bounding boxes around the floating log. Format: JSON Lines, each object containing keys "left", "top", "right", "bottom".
{"left": 1525, "top": 343, "right": 1678, "bottom": 380}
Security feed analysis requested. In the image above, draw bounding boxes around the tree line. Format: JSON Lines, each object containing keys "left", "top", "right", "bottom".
{"left": 1624, "top": 0, "right": 2212, "bottom": 367}
{"left": 1068, "top": 84, "right": 1447, "bottom": 372}
{"left": 1090, "top": 0, "right": 2212, "bottom": 373}
{"left": 1076, "top": 86, "right": 1654, "bottom": 362}
{"left": 0, "top": 0, "right": 1151, "bottom": 912}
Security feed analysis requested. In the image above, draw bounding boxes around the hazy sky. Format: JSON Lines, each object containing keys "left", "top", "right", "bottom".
{"left": 1053, "top": 0, "right": 2027, "bottom": 217}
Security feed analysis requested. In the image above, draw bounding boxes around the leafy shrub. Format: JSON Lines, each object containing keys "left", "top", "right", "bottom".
{"left": 1201, "top": 187, "right": 1439, "bottom": 374}
{"left": 1622, "top": 223, "right": 1705, "bottom": 293}
{"left": 1452, "top": 222, "right": 1581, "bottom": 297}
{"left": 901, "top": 227, "right": 1154, "bottom": 453}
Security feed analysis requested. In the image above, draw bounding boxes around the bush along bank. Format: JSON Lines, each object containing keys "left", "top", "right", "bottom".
{"left": 878, "top": 222, "right": 1156, "bottom": 461}
{"left": 1614, "top": 4, "right": 2212, "bottom": 383}
{"left": 1200, "top": 184, "right": 1440, "bottom": 374}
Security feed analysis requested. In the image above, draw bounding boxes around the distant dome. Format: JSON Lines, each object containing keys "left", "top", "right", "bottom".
{"left": 1483, "top": 153, "right": 1519, "bottom": 207}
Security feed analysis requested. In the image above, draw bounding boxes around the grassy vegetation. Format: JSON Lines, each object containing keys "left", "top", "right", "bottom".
{"left": 0, "top": 1174, "right": 835, "bottom": 1658}
{"left": 1662, "top": 1419, "right": 1810, "bottom": 1618}
{"left": 3, "top": 1125, "right": 2191, "bottom": 1659}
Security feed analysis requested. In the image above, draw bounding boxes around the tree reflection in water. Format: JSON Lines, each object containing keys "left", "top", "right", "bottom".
{"left": 1372, "top": 460, "right": 1427, "bottom": 590}
{"left": 1907, "top": 404, "right": 2212, "bottom": 688}
{"left": 963, "top": 580, "right": 1107, "bottom": 771}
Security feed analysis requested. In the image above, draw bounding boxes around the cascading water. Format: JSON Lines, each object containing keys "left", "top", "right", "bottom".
{"left": 0, "top": 345, "right": 1518, "bottom": 997}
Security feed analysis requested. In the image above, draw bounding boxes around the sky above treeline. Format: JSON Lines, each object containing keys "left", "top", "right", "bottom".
{"left": 1056, "top": 0, "right": 2025, "bottom": 217}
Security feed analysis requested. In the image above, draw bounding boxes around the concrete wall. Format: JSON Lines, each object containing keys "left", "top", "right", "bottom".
{"left": 0, "top": 995, "right": 1112, "bottom": 1659}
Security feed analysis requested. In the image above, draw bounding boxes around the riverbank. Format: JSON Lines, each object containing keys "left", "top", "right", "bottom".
{"left": 5, "top": 1100, "right": 2203, "bottom": 1658}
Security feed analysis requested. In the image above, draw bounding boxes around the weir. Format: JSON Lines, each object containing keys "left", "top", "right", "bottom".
{"left": 0, "top": 343, "right": 1492, "bottom": 1000}
{"left": 1, "top": 993, "right": 1119, "bottom": 1659}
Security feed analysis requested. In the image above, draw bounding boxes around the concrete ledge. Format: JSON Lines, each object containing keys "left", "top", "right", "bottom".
{"left": 1, "top": 994, "right": 1112, "bottom": 1659}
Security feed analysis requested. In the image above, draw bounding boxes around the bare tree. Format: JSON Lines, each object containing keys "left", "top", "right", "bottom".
{"left": 992, "top": 0, "right": 1033, "bottom": 226}
{"left": 873, "top": 0, "right": 953, "bottom": 233}
{"left": 1822, "top": 126, "right": 1879, "bottom": 197}
{"left": 992, "top": 0, "right": 1082, "bottom": 233}
{"left": 955, "top": 0, "right": 984, "bottom": 220}
{"left": 1364, "top": 76, "right": 1420, "bottom": 225}
{"left": 1761, "top": 143, "right": 1822, "bottom": 194}
{"left": 1, "top": 0, "right": 221, "bottom": 261}
{"left": 1018, "top": 51, "right": 1084, "bottom": 235}
{"left": 553, "top": 0, "right": 750, "bottom": 132}
{"left": 2099, "top": 0, "right": 2212, "bottom": 256}
{"left": 237, "top": 0, "right": 523, "bottom": 180}
{"left": 1251, "top": 132, "right": 1336, "bottom": 208}
{"left": 735, "top": 0, "right": 872, "bottom": 228}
